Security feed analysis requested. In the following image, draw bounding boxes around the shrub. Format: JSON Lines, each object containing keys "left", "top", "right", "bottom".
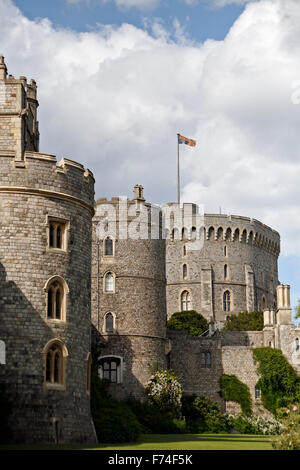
{"left": 219, "top": 374, "right": 252, "bottom": 416}
{"left": 231, "top": 414, "right": 283, "bottom": 435}
{"left": 252, "top": 348, "right": 300, "bottom": 414}
{"left": 182, "top": 395, "right": 231, "bottom": 433}
{"left": 126, "top": 397, "right": 187, "bottom": 434}
{"left": 146, "top": 369, "right": 183, "bottom": 418}
{"left": 167, "top": 311, "right": 209, "bottom": 337}
{"left": 272, "top": 405, "right": 300, "bottom": 449}
{"left": 223, "top": 310, "right": 264, "bottom": 331}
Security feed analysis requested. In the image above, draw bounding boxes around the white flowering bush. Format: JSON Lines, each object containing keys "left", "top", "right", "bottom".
{"left": 272, "top": 405, "right": 300, "bottom": 449}
{"left": 230, "top": 414, "right": 284, "bottom": 435}
{"left": 145, "top": 369, "right": 183, "bottom": 418}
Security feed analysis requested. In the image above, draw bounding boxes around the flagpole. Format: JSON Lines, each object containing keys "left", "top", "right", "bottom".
{"left": 177, "top": 133, "right": 180, "bottom": 205}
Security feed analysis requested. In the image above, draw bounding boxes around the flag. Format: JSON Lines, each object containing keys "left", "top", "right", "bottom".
{"left": 178, "top": 134, "right": 196, "bottom": 147}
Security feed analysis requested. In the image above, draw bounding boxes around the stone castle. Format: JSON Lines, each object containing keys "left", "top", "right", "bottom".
{"left": 1, "top": 57, "right": 300, "bottom": 443}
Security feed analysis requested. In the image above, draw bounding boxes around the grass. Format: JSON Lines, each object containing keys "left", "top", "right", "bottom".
{"left": 0, "top": 434, "right": 273, "bottom": 451}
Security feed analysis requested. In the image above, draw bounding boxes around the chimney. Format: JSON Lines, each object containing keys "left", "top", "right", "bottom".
{"left": 0, "top": 56, "right": 7, "bottom": 80}
{"left": 133, "top": 184, "right": 145, "bottom": 202}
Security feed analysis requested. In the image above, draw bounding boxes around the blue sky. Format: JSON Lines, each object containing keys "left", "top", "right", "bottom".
{"left": 1, "top": 0, "right": 300, "bottom": 318}
{"left": 14, "top": 0, "right": 245, "bottom": 42}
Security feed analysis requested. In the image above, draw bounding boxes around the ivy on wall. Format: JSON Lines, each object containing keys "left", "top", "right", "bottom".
{"left": 219, "top": 374, "right": 252, "bottom": 416}
{"left": 253, "top": 347, "right": 300, "bottom": 414}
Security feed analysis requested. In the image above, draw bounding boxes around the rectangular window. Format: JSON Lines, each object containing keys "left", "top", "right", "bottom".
{"left": 47, "top": 217, "right": 69, "bottom": 251}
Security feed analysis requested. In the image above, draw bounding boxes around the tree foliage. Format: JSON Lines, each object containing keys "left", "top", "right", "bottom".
{"left": 223, "top": 310, "right": 264, "bottom": 331}
{"left": 294, "top": 300, "right": 300, "bottom": 320}
{"left": 167, "top": 310, "right": 209, "bottom": 336}
{"left": 253, "top": 347, "right": 300, "bottom": 414}
{"left": 219, "top": 374, "right": 252, "bottom": 416}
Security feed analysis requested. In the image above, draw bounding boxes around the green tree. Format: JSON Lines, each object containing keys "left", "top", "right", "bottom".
{"left": 223, "top": 310, "right": 263, "bottom": 331}
{"left": 294, "top": 300, "right": 300, "bottom": 320}
{"left": 167, "top": 310, "right": 209, "bottom": 336}
{"left": 219, "top": 374, "right": 252, "bottom": 416}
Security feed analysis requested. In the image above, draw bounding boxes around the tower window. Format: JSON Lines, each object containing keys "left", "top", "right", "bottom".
{"left": 99, "top": 356, "right": 122, "bottom": 383}
{"left": 43, "top": 340, "right": 67, "bottom": 390}
{"left": 224, "top": 264, "right": 228, "bottom": 279}
{"left": 183, "top": 245, "right": 187, "bottom": 256}
{"left": 47, "top": 279, "right": 66, "bottom": 321}
{"left": 104, "top": 237, "right": 114, "bottom": 256}
{"left": 296, "top": 338, "right": 299, "bottom": 352}
{"left": 201, "top": 352, "right": 211, "bottom": 368}
{"left": 223, "top": 291, "right": 231, "bottom": 312}
{"left": 255, "top": 386, "right": 261, "bottom": 399}
{"left": 181, "top": 290, "right": 191, "bottom": 311}
{"left": 105, "top": 312, "right": 114, "bottom": 333}
{"left": 104, "top": 272, "right": 115, "bottom": 293}
{"left": 48, "top": 219, "right": 68, "bottom": 250}
{"left": 224, "top": 246, "right": 227, "bottom": 256}
{"left": 183, "top": 264, "right": 188, "bottom": 280}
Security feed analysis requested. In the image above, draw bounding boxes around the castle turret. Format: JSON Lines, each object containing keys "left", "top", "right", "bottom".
{"left": 0, "top": 58, "right": 96, "bottom": 444}
{"left": 92, "top": 187, "right": 167, "bottom": 400}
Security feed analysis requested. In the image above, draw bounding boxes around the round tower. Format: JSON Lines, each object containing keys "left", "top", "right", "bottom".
{"left": 92, "top": 185, "right": 167, "bottom": 400}
{"left": 164, "top": 204, "right": 280, "bottom": 327}
{"left": 0, "top": 58, "right": 96, "bottom": 443}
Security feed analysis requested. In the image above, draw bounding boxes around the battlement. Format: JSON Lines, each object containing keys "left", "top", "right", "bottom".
{"left": 0, "top": 152, "right": 95, "bottom": 213}
{"left": 0, "top": 56, "right": 39, "bottom": 160}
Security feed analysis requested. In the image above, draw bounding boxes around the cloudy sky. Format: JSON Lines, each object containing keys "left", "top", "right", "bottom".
{"left": 1, "top": 0, "right": 300, "bottom": 314}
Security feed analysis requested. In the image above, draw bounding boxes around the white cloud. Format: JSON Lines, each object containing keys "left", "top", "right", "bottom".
{"left": 66, "top": 0, "right": 160, "bottom": 10}
{"left": 184, "top": 0, "right": 254, "bottom": 7}
{"left": 1, "top": 0, "right": 300, "bottom": 277}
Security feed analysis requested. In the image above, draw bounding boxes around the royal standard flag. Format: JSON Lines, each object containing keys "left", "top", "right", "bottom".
{"left": 178, "top": 134, "right": 196, "bottom": 147}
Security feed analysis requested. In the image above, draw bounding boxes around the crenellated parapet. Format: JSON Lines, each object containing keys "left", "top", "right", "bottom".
{"left": 163, "top": 204, "right": 280, "bottom": 256}
{"left": 0, "top": 152, "right": 95, "bottom": 214}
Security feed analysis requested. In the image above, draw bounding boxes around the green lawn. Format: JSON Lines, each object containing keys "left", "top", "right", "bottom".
{"left": 0, "top": 434, "right": 273, "bottom": 451}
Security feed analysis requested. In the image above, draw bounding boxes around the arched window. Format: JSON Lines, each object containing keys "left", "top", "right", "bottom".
{"left": 224, "top": 264, "right": 228, "bottom": 279}
{"left": 296, "top": 338, "right": 299, "bottom": 352}
{"left": 43, "top": 340, "right": 68, "bottom": 389}
{"left": 191, "top": 227, "right": 197, "bottom": 240}
{"left": 201, "top": 352, "right": 211, "bottom": 368}
{"left": 183, "top": 264, "right": 188, "bottom": 280}
{"left": 99, "top": 356, "right": 122, "bottom": 383}
{"left": 182, "top": 227, "right": 188, "bottom": 240}
{"left": 181, "top": 291, "right": 191, "bottom": 311}
{"left": 105, "top": 312, "right": 114, "bottom": 333}
{"left": 46, "top": 278, "right": 67, "bottom": 321}
{"left": 223, "top": 291, "right": 231, "bottom": 312}
{"left": 104, "top": 237, "right": 114, "bottom": 256}
{"left": 104, "top": 272, "right": 115, "bottom": 293}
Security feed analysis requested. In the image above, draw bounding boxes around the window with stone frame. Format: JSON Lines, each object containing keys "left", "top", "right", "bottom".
{"left": 223, "top": 290, "right": 231, "bottom": 312}
{"left": 98, "top": 357, "right": 122, "bottom": 383}
{"left": 104, "top": 312, "right": 114, "bottom": 333}
{"left": 44, "top": 342, "right": 65, "bottom": 387}
{"left": 48, "top": 220, "right": 67, "bottom": 250}
{"left": 104, "top": 272, "right": 115, "bottom": 293}
{"left": 183, "top": 264, "right": 188, "bottom": 280}
{"left": 47, "top": 280, "right": 64, "bottom": 320}
{"left": 296, "top": 338, "right": 299, "bottom": 352}
{"left": 224, "top": 264, "right": 228, "bottom": 279}
{"left": 104, "top": 236, "right": 114, "bottom": 256}
{"left": 200, "top": 352, "right": 211, "bottom": 368}
{"left": 181, "top": 290, "right": 191, "bottom": 311}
